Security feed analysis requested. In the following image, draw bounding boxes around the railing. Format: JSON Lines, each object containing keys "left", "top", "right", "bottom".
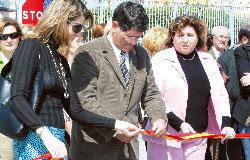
{"left": 86, "top": 0, "right": 250, "bottom": 47}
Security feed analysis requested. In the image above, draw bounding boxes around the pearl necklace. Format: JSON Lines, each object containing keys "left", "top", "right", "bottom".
{"left": 178, "top": 53, "right": 196, "bottom": 61}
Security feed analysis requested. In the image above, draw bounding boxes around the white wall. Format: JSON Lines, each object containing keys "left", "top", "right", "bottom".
{"left": 0, "top": 0, "right": 16, "bottom": 19}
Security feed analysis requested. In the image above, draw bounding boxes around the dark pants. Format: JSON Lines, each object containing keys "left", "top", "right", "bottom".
{"left": 205, "top": 121, "right": 245, "bottom": 160}
{"left": 218, "top": 138, "right": 245, "bottom": 160}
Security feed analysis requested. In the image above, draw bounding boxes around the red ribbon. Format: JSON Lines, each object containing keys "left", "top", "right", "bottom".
{"left": 31, "top": 152, "right": 64, "bottom": 160}
{"left": 32, "top": 131, "right": 250, "bottom": 159}
{"left": 145, "top": 130, "right": 250, "bottom": 140}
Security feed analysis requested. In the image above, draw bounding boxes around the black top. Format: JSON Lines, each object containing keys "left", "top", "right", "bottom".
{"left": 9, "top": 38, "right": 115, "bottom": 132}
{"left": 167, "top": 49, "right": 230, "bottom": 132}
{"left": 177, "top": 50, "right": 210, "bottom": 132}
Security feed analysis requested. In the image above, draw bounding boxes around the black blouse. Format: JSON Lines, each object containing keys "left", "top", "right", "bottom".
{"left": 9, "top": 38, "right": 115, "bottom": 132}
{"left": 167, "top": 49, "right": 231, "bottom": 132}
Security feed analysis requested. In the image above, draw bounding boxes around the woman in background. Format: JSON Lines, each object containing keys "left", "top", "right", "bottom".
{"left": 0, "top": 17, "right": 23, "bottom": 160}
{"left": 143, "top": 15, "right": 235, "bottom": 160}
{"left": 142, "top": 27, "right": 168, "bottom": 57}
{"left": 92, "top": 23, "right": 106, "bottom": 39}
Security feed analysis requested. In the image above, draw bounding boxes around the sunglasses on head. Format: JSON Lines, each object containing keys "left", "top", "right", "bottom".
{"left": 0, "top": 32, "right": 19, "bottom": 40}
{"left": 67, "top": 20, "right": 85, "bottom": 34}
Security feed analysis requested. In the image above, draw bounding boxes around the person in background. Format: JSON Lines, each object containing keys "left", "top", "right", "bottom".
{"left": 142, "top": 27, "right": 168, "bottom": 57}
{"left": 9, "top": 0, "right": 143, "bottom": 159}
{"left": 69, "top": 1, "right": 168, "bottom": 159}
{"left": 234, "top": 30, "right": 250, "bottom": 160}
{"left": 206, "top": 33, "right": 213, "bottom": 52}
{"left": 208, "top": 26, "right": 229, "bottom": 60}
{"left": 0, "top": 17, "right": 23, "bottom": 160}
{"left": 92, "top": 23, "right": 106, "bottom": 39}
{"left": 21, "top": 24, "right": 34, "bottom": 39}
{"left": 217, "top": 24, "right": 250, "bottom": 160}
{"left": 143, "top": 15, "right": 235, "bottom": 160}
{"left": 199, "top": 19, "right": 209, "bottom": 52}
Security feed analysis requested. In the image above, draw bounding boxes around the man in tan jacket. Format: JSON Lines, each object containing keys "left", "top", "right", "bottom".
{"left": 69, "top": 1, "right": 168, "bottom": 160}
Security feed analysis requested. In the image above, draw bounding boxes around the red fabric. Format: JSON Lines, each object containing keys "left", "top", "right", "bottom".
{"left": 31, "top": 152, "right": 64, "bottom": 160}
{"left": 145, "top": 130, "right": 250, "bottom": 140}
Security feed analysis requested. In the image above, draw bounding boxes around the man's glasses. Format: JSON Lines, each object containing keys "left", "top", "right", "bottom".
{"left": 213, "top": 35, "right": 229, "bottom": 41}
{"left": 0, "top": 32, "right": 19, "bottom": 40}
{"left": 122, "top": 31, "right": 142, "bottom": 42}
{"left": 67, "top": 20, "right": 85, "bottom": 34}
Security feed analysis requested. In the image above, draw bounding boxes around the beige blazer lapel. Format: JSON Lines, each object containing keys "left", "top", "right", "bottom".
{"left": 101, "top": 36, "right": 127, "bottom": 90}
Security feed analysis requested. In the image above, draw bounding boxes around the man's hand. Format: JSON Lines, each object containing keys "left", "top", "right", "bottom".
{"left": 114, "top": 120, "right": 144, "bottom": 138}
{"left": 116, "top": 130, "right": 135, "bottom": 143}
{"left": 180, "top": 122, "right": 196, "bottom": 134}
{"left": 151, "top": 119, "right": 167, "bottom": 138}
{"left": 240, "top": 72, "right": 250, "bottom": 86}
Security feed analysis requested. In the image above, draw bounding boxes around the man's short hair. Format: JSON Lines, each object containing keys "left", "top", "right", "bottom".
{"left": 238, "top": 24, "right": 250, "bottom": 41}
{"left": 211, "top": 26, "right": 229, "bottom": 36}
{"left": 112, "top": 1, "right": 148, "bottom": 32}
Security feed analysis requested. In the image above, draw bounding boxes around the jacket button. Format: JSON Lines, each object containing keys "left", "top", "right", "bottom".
{"left": 124, "top": 94, "right": 127, "bottom": 97}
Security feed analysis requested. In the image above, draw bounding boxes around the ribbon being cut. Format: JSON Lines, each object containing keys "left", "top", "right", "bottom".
{"left": 145, "top": 130, "right": 250, "bottom": 140}
{"left": 32, "top": 130, "right": 250, "bottom": 160}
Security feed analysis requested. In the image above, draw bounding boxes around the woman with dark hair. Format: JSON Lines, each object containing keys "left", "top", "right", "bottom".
{"left": 9, "top": 0, "right": 142, "bottom": 159}
{"left": 143, "top": 15, "right": 235, "bottom": 160}
{"left": 0, "top": 17, "right": 23, "bottom": 160}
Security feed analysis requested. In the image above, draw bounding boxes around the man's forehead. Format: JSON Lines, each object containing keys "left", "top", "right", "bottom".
{"left": 215, "top": 29, "right": 229, "bottom": 36}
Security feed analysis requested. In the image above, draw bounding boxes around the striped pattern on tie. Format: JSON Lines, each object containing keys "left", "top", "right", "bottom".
{"left": 120, "top": 51, "right": 130, "bottom": 90}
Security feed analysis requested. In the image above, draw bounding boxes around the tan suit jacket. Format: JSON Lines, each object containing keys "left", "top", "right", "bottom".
{"left": 208, "top": 48, "right": 216, "bottom": 59}
{"left": 69, "top": 35, "right": 167, "bottom": 160}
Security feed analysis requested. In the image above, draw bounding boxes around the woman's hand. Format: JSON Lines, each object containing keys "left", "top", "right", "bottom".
{"left": 39, "top": 127, "right": 67, "bottom": 159}
{"left": 240, "top": 72, "right": 250, "bottom": 86}
{"left": 115, "top": 120, "right": 144, "bottom": 138}
{"left": 180, "top": 122, "right": 196, "bottom": 134}
{"left": 221, "top": 127, "right": 235, "bottom": 139}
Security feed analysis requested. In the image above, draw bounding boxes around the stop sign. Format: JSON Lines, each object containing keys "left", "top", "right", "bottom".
{"left": 20, "top": 0, "right": 44, "bottom": 26}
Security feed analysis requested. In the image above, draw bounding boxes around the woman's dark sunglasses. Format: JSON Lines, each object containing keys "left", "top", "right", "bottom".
{"left": 0, "top": 32, "right": 19, "bottom": 40}
{"left": 67, "top": 20, "right": 85, "bottom": 34}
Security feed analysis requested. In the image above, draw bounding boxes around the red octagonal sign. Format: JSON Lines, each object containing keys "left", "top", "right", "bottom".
{"left": 21, "top": 0, "right": 44, "bottom": 26}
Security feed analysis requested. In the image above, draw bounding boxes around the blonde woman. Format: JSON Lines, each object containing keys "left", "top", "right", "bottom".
{"left": 142, "top": 27, "right": 168, "bottom": 57}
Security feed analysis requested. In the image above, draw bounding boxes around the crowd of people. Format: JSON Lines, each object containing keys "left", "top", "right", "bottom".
{"left": 0, "top": 0, "right": 250, "bottom": 160}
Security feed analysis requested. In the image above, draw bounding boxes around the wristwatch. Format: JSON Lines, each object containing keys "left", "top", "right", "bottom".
{"left": 113, "top": 131, "right": 119, "bottom": 137}
{"left": 36, "top": 126, "right": 46, "bottom": 135}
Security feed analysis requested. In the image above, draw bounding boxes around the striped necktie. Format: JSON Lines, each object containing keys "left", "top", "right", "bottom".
{"left": 120, "top": 51, "right": 130, "bottom": 90}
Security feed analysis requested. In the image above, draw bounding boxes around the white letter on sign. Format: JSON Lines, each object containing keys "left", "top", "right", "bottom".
{"left": 30, "top": 11, "right": 35, "bottom": 20}
{"left": 36, "top": 11, "right": 43, "bottom": 20}
{"left": 23, "top": 11, "right": 28, "bottom": 19}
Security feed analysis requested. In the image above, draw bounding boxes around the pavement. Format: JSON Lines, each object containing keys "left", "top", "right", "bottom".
{"left": 139, "top": 135, "right": 147, "bottom": 160}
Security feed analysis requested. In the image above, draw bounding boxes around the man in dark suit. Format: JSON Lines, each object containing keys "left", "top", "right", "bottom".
{"left": 69, "top": 2, "right": 168, "bottom": 160}
{"left": 217, "top": 24, "right": 250, "bottom": 160}
{"left": 234, "top": 40, "right": 250, "bottom": 160}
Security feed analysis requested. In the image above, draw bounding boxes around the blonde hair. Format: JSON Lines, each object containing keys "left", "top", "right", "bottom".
{"left": 32, "top": 0, "right": 93, "bottom": 56}
{"left": 21, "top": 24, "right": 34, "bottom": 39}
{"left": 143, "top": 27, "right": 168, "bottom": 56}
